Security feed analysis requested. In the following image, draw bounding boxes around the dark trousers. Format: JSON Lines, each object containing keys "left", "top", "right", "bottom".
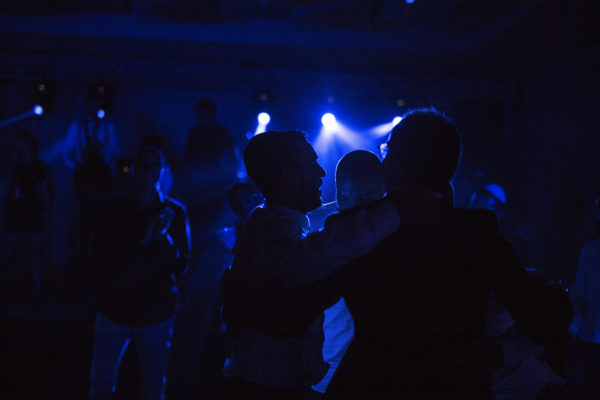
{"left": 89, "top": 312, "right": 174, "bottom": 400}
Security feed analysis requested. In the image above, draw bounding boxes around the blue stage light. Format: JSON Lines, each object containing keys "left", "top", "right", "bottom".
{"left": 392, "top": 116, "right": 402, "bottom": 126}
{"left": 321, "top": 113, "right": 336, "bottom": 128}
{"left": 97, "top": 109, "right": 106, "bottom": 119}
{"left": 33, "top": 105, "right": 44, "bottom": 116}
{"left": 406, "top": 0, "right": 415, "bottom": 4}
{"left": 257, "top": 112, "right": 270, "bottom": 125}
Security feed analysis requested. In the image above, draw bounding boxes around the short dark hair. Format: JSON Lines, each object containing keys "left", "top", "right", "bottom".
{"left": 195, "top": 99, "right": 216, "bottom": 115}
{"left": 384, "top": 108, "right": 462, "bottom": 190}
{"left": 243, "top": 131, "right": 308, "bottom": 199}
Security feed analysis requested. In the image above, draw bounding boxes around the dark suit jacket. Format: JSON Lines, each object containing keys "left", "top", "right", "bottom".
{"left": 221, "top": 203, "right": 571, "bottom": 398}
{"left": 319, "top": 207, "right": 571, "bottom": 399}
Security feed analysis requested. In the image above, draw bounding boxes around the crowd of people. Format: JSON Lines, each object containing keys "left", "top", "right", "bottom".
{"left": 3, "top": 96, "right": 600, "bottom": 399}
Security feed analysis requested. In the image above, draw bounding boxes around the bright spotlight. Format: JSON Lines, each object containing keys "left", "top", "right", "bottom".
{"left": 392, "top": 116, "right": 402, "bottom": 126}
{"left": 33, "top": 105, "right": 44, "bottom": 116}
{"left": 257, "top": 112, "right": 270, "bottom": 125}
{"left": 406, "top": 0, "right": 415, "bottom": 4}
{"left": 321, "top": 113, "right": 336, "bottom": 128}
{"left": 97, "top": 109, "right": 106, "bottom": 119}
{"left": 254, "top": 112, "right": 271, "bottom": 136}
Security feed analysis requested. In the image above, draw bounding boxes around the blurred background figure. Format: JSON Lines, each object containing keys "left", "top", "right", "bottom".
{"left": 184, "top": 99, "right": 235, "bottom": 172}
{"left": 565, "top": 194, "right": 600, "bottom": 399}
{"left": 218, "top": 182, "right": 263, "bottom": 258}
{"left": 164, "top": 183, "right": 261, "bottom": 398}
{"left": 469, "top": 183, "right": 533, "bottom": 264}
{"left": 62, "top": 89, "right": 120, "bottom": 174}
{"left": 176, "top": 98, "right": 238, "bottom": 265}
{"left": 4, "top": 130, "right": 54, "bottom": 305}
{"left": 41, "top": 87, "right": 121, "bottom": 293}
{"left": 309, "top": 150, "right": 386, "bottom": 398}
{"left": 70, "top": 89, "right": 120, "bottom": 267}
{"left": 89, "top": 146, "right": 190, "bottom": 400}
{"left": 486, "top": 270, "right": 565, "bottom": 400}
{"left": 469, "top": 184, "right": 567, "bottom": 399}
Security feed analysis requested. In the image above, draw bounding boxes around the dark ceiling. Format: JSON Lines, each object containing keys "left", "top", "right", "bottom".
{"left": 0, "top": 0, "right": 597, "bottom": 87}
{"left": 0, "top": 0, "right": 526, "bottom": 30}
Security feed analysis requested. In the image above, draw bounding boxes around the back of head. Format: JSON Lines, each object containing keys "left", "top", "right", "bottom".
{"left": 383, "top": 109, "right": 462, "bottom": 192}
{"left": 335, "top": 150, "right": 385, "bottom": 210}
{"left": 243, "top": 130, "right": 309, "bottom": 200}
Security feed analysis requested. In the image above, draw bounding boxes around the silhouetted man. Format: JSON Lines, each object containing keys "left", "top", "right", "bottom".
{"left": 221, "top": 131, "right": 402, "bottom": 399}
{"left": 89, "top": 147, "right": 191, "bottom": 400}
{"left": 319, "top": 109, "right": 572, "bottom": 399}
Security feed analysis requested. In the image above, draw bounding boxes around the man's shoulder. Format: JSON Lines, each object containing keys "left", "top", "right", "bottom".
{"left": 371, "top": 208, "right": 501, "bottom": 250}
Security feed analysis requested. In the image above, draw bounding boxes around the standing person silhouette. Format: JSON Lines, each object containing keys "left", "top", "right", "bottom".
{"left": 88, "top": 147, "right": 190, "bottom": 400}
{"left": 4, "top": 131, "right": 54, "bottom": 304}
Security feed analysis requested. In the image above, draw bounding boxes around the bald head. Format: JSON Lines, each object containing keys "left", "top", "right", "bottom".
{"left": 335, "top": 150, "right": 385, "bottom": 210}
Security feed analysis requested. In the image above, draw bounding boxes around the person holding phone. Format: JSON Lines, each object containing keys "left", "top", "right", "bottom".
{"left": 88, "top": 146, "right": 191, "bottom": 400}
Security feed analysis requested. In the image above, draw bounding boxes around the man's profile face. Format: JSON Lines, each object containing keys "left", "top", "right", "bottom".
{"left": 293, "top": 140, "right": 326, "bottom": 213}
